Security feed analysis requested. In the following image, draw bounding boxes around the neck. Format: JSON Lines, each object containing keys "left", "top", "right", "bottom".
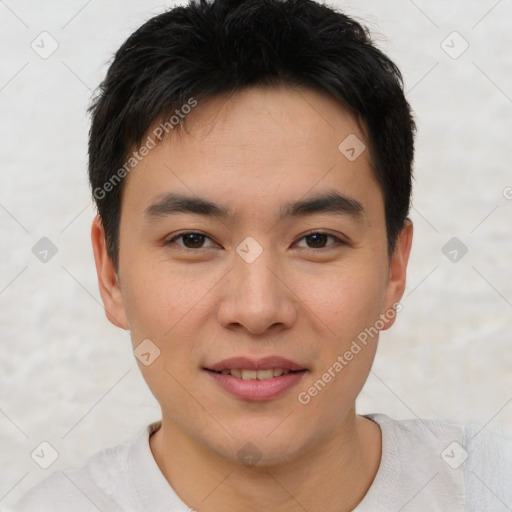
{"left": 149, "top": 407, "right": 382, "bottom": 512}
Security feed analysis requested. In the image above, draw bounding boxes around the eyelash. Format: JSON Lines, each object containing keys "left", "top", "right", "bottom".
{"left": 164, "top": 231, "right": 345, "bottom": 251}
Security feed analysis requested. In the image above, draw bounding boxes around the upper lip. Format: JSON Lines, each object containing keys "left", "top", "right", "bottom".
{"left": 206, "top": 356, "right": 307, "bottom": 372}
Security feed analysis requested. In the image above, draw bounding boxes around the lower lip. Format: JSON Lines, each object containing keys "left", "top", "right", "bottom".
{"left": 205, "top": 370, "right": 307, "bottom": 401}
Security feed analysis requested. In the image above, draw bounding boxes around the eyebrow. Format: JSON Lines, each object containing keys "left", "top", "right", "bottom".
{"left": 144, "top": 190, "right": 364, "bottom": 221}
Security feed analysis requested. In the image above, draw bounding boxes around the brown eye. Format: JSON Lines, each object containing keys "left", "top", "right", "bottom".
{"left": 296, "top": 232, "right": 343, "bottom": 249}
{"left": 305, "top": 233, "right": 329, "bottom": 248}
{"left": 165, "top": 232, "right": 216, "bottom": 249}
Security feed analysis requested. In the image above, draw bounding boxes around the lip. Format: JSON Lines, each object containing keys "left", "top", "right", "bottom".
{"left": 207, "top": 356, "right": 306, "bottom": 372}
{"left": 204, "top": 356, "right": 308, "bottom": 402}
{"left": 205, "top": 368, "right": 307, "bottom": 401}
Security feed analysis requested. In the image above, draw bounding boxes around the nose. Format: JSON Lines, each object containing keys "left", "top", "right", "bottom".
{"left": 216, "top": 245, "right": 298, "bottom": 336}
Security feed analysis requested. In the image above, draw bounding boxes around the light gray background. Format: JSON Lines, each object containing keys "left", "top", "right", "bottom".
{"left": 1, "top": 0, "right": 511, "bottom": 506}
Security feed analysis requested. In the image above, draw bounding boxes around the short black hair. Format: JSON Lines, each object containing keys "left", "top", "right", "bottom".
{"left": 88, "top": 0, "right": 415, "bottom": 269}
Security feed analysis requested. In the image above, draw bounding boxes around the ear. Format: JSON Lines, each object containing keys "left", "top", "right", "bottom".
{"left": 380, "top": 219, "right": 413, "bottom": 331}
{"left": 91, "top": 215, "right": 129, "bottom": 330}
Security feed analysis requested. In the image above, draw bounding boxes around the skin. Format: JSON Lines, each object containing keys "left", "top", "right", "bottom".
{"left": 91, "top": 84, "right": 413, "bottom": 512}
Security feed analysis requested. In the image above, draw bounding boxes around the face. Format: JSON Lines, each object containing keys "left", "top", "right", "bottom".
{"left": 92, "top": 84, "right": 412, "bottom": 465}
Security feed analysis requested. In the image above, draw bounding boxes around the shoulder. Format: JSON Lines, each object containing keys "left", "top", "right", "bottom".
{"left": 12, "top": 439, "right": 136, "bottom": 512}
{"left": 462, "top": 422, "right": 512, "bottom": 510}
{"left": 364, "top": 413, "right": 512, "bottom": 510}
{"left": 366, "top": 411, "right": 468, "bottom": 457}
{"left": 12, "top": 471, "right": 92, "bottom": 512}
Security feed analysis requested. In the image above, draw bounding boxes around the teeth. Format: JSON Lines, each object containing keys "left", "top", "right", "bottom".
{"left": 241, "top": 369, "right": 257, "bottom": 380}
{"left": 256, "top": 369, "right": 274, "bottom": 380}
{"left": 220, "top": 368, "right": 291, "bottom": 380}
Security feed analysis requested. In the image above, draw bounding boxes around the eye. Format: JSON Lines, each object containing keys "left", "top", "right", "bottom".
{"left": 164, "top": 231, "right": 345, "bottom": 251}
{"left": 165, "top": 231, "right": 217, "bottom": 249}
{"left": 295, "top": 232, "right": 344, "bottom": 249}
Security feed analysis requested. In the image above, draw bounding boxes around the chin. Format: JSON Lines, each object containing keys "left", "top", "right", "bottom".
{"left": 206, "top": 422, "right": 318, "bottom": 467}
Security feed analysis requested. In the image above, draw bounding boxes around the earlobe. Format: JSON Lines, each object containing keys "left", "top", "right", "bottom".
{"left": 91, "top": 216, "right": 129, "bottom": 330}
{"left": 381, "top": 219, "right": 413, "bottom": 331}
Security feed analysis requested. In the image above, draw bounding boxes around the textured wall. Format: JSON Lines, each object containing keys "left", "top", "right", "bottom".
{"left": 1, "top": 0, "right": 511, "bottom": 506}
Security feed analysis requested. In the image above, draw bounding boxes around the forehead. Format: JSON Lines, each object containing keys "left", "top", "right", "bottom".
{"left": 169, "top": 85, "right": 368, "bottom": 164}
{"left": 121, "top": 85, "right": 381, "bottom": 219}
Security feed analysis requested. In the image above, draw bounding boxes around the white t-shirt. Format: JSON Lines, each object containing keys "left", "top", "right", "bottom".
{"left": 9, "top": 413, "right": 512, "bottom": 511}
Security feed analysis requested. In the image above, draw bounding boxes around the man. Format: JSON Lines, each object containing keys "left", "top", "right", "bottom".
{"left": 13, "top": 0, "right": 512, "bottom": 510}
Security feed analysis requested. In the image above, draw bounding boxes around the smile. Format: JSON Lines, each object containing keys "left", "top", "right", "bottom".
{"left": 210, "top": 368, "right": 295, "bottom": 380}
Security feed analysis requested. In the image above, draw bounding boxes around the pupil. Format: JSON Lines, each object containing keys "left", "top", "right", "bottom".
{"left": 184, "top": 233, "right": 204, "bottom": 248}
{"left": 307, "top": 234, "right": 327, "bottom": 248}
{"left": 181, "top": 234, "right": 327, "bottom": 249}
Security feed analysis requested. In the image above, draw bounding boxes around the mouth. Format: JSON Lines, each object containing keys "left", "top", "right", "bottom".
{"left": 204, "top": 356, "right": 308, "bottom": 401}
{"left": 207, "top": 368, "right": 302, "bottom": 380}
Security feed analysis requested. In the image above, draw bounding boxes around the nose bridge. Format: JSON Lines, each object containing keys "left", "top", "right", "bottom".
{"left": 217, "top": 238, "right": 296, "bottom": 333}
{"left": 237, "top": 251, "right": 277, "bottom": 303}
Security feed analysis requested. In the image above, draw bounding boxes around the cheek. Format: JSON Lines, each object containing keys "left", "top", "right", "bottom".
{"left": 294, "top": 260, "right": 388, "bottom": 340}
{"left": 120, "top": 258, "right": 213, "bottom": 396}
{"left": 120, "top": 255, "right": 198, "bottom": 340}
{"left": 291, "top": 259, "right": 386, "bottom": 402}
{"left": 121, "top": 278, "right": 171, "bottom": 342}
{"left": 121, "top": 265, "right": 203, "bottom": 409}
